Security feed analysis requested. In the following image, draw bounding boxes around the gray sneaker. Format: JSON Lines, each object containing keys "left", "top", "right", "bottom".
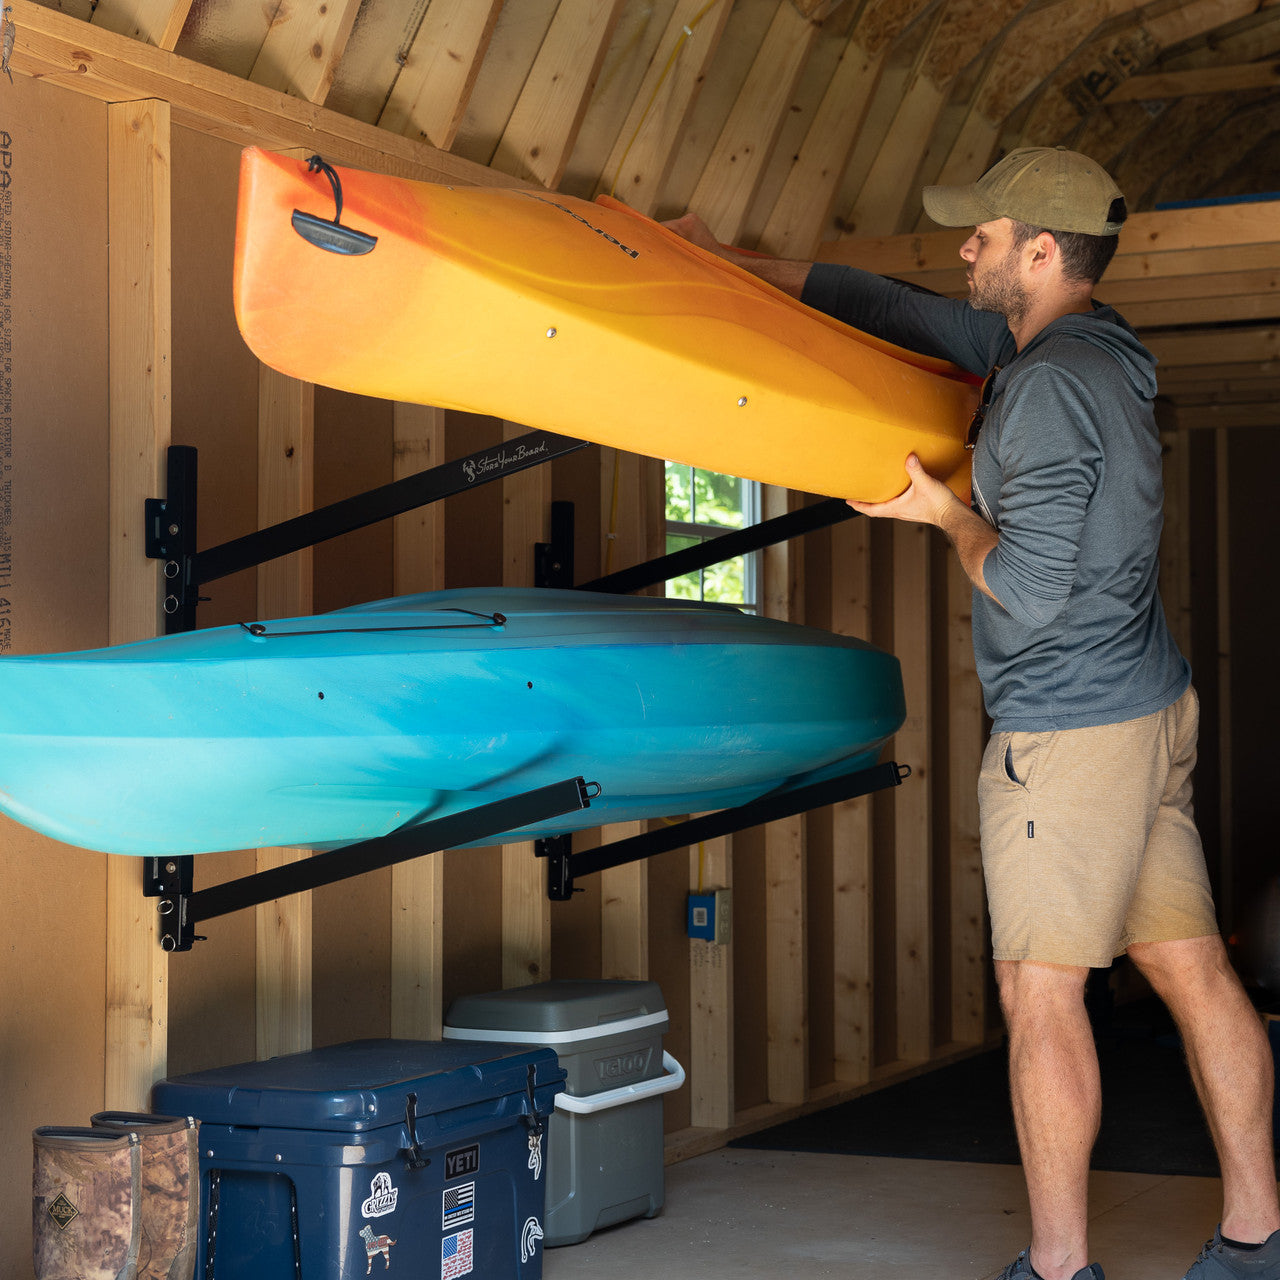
{"left": 1184, "top": 1228, "right": 1280, "bottom": 1279}
{"left": 996, "top": 1248, "right": 1104, "bottom": 1280}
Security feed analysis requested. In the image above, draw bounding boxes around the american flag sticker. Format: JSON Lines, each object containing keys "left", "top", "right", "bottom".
{"left": 442, "top": 1229, "right": 474, "bottom": 1280}
{"left": 442, "top": 1181, "right": 476, "bottom": 1230}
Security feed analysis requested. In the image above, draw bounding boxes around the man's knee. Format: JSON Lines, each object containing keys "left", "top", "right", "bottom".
{"left": 996, "top": 959, "right": 1090, "bottom": 1026}
{"left": 1127, "top": 933, "right": 1230, "bottom": 995}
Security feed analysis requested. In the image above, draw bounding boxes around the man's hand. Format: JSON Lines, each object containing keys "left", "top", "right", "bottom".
{"left": 848, "top": 453, "right": 956, "bottom": 527}
{"left": 850, "top": 454, "right": 1003, "bottom": 604}
{"left": 661, "top": 212, "right": 727, "bottom": 258}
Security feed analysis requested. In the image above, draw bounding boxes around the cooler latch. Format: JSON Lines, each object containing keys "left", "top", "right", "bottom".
{"left": 522, "top": 1064, "right": 545, "bottom": 1138}
{"left": 521, "top": 1064, "right": 547, "bottom": 1182}
{"left": 401, "top": 1092, "right": 431, "bottom": 1171}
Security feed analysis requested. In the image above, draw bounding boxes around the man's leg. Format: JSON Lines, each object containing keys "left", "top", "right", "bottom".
{"left": 997, "top": 958, "right": 1099, "bottom": 1280}
{"left": 1127, "top": 934, "right": 1280, "bottom": 1242}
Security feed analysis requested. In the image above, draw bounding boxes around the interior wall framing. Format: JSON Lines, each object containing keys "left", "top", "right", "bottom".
{"left": 0, "top": 7, "right": 1275, "bottom": 1272}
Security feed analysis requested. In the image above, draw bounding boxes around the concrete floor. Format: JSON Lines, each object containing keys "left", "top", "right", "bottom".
{"left": 543, "top": 1149, "right": 1227, "bottom": 1279}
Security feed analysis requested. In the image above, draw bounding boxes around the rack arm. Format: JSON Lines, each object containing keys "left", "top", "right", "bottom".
{"left": 149, "top": 776, "right": 596, "bottom": 951}
{"left": 539, "top": 760, "right": 908, "bottom": 900}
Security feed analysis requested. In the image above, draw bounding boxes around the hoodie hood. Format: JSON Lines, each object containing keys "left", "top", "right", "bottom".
{"left": 1019, "top": 302, "right": 1159, "bottom": 401}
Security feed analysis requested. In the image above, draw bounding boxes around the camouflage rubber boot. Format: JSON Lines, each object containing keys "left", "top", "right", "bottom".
{"left": 91, "top": 1113, "right": 199, "bottom": 1280}
{"left": 33, "top": 1126, "right": 141, "bottom": 1280}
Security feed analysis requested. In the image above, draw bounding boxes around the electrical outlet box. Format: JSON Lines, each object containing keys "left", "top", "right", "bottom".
{"left": 687, "top": 893, "right": 715, "bottom": 941}
{"left": 713, "top": 887, "right": 733, "bottom": 945}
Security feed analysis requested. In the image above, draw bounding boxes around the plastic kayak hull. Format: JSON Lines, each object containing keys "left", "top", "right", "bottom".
{"left": 0, "top": 588, "right": 905, "bottom": 856}
{"left": 233, "top": 148, "right": 978, "bottom": 503}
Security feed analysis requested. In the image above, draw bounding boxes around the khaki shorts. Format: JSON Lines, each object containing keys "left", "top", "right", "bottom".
{"left": 978, "top": 685, "right": 1218, "bottom": 968}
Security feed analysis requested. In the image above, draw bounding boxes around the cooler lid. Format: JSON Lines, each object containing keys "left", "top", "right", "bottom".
{"left": 151, "top": 1038, "right": 561, "bottom": 1133}
{"left": 444, "top": 979, "right": 668, "bottom": 1042}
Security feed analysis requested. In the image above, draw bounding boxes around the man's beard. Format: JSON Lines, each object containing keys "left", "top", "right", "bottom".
{"left": 967, "top": 249, "right": 1030, "bottom": 328}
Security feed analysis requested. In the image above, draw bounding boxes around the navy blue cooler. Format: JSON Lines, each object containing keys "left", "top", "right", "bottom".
{"left": 151, "top": 1038, "right": 564, "bottom": 1280}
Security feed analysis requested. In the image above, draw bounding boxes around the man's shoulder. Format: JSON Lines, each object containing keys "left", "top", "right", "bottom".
{"left": 1014, "top": 309, "right": 1156, "bottom": 388}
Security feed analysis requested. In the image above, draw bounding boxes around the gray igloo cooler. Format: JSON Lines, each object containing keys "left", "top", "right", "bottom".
{"left": 444, "top": 979, "right": 683, "bottom": 1246}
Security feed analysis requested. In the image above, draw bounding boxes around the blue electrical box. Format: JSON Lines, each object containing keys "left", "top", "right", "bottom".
{"left": 687, "top": 893, "right": 716, "bottom": 941}
{"left": 152, "top": 1039, "right": 564, "bottom": 1280}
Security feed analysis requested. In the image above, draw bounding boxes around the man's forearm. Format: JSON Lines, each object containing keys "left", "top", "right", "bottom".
{"left": 937, "top": 500, "right": 1001, "bottom": 603}
{"left": 727, "top": 254, "right": 812, "bottom": 299}
{"left": 661, "top": 213, "right": 813, "bottom": 299}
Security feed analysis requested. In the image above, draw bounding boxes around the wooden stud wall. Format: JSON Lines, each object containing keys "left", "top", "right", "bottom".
{"left": 3, "top": 13, "right": 1279, "bottom": 1272}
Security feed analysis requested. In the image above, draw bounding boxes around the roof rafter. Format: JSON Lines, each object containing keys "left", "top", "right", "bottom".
{"left": 378, "top": 0, "right": 507, "bottom": 150}
{"left": 248, "top": 0, "right": 361, "bottom": 104}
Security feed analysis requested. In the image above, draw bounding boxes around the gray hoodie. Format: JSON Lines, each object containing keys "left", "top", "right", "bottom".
{"left": 802, "top": 263, "right": 1189, "bottom": 732}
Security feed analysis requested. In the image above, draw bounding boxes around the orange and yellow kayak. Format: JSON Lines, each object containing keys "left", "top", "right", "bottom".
{"left": 233, "top": 148, "right": 978, "bottom": 502}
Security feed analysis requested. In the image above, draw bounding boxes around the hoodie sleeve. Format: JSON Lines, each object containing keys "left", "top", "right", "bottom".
{"left": 982, "top": 362, "right": 1104, "bottom": 628}
{"left": 801, "top": 263, "right": 1011, "bottom": 375}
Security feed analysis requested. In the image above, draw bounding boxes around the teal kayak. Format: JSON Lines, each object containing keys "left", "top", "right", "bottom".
{"left": 0, "top": 588, "right": 904, "bottom": 855}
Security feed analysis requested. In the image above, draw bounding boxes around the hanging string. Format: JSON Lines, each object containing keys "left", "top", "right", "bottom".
{"left": 607, "top": 0, "right": 724, "bottom": 200}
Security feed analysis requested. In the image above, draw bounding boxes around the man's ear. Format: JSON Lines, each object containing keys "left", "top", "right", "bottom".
{"left": 1026, "top": 230, "right": 1058, "bottom": 275}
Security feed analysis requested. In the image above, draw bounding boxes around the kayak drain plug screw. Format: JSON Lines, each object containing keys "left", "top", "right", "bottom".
{"left": 737, "top": 396, "right": 748, "bottom": 406}
{"left": 546, "top": 328, "right": 557, "bottom": 338}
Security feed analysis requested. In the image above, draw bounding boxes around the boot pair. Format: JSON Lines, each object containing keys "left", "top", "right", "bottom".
{"left": 33, "top": 1112, "right": 199, "bottom": 1280}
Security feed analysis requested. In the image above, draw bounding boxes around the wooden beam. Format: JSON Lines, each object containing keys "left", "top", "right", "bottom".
{"left": 1154, "top": 363, "right": 1280, "bottom": 391}
{"left": 501, "top": 421, "right": 551, "bottom": 988}
{"left": 492, "top": 0, "right": 628, "bottom": 189}
{"left": 1147, "top": 328, "right": 1280, "bottom": 368}
{"left": 598, "top": 448, "right": 653, "bottom": 980}
{"left": 689, "top": 3, "right": 824, "bottom": 243}
{"left": 893, "top": 522, "right": 932, "bottom": 1063}
{"left": 379, "top": 0, "right": 506, "bottom": 150}
{"left": 248, "top": 0, "right": 361, "bottom": 105}
{"left": 1107, "top": 59, "right": 1280, "bottom": 102}
{"left": 1215, "top": 430, "right": 1234, "bottom": 932}
{"left": 761, "top": 486, "right": 807, "bottom": 1106}
{"left": 389, "top": 403, "right": 447, "bottom": 1038}
{"left": 1160, "top": 427, "right": 1194, "bottom": 657}
{"left": 1120, "top": 293, "right": 1280, "bottom": 329}
{"left": 791, "top": 0, "right": 850, "bottom": 18}
{"left": 829, "top": 514, "right": 874, "bottom": 1083}
{"left": 105, "top": 97, "right": 171, "bottom": 1111}
{"left": 689, "top": 832, "right": 734, "bottom": 1129}
{"left": 1101, "top": 267, "right": 1280, "bottom": 307}
{"left": 820, "top": 202, "right": 1280, "bottom": 276}
{"left": 1165, "top": 401, "right": 1280, "bottom": 429}
{"left": 594, "top": 0, "right": 734, "bottom": 213}
{"left": 255, "top": 364, "right": 314, "bottom": 1059}
{"left": 757, "top": 32, "right": 885, "bottom": 257}
{"left": 600, "top": 824, "right": 649, "bottom": 980}
{"left": 858, "top": 242, "right": 1280, "bottom": 305}
{"left": 947, "top": 552, "right": 985, "bottom": 1045}
{"left": 91, "top": 0, "right": 192, "bottom": 50}
{"left": 7, "top": 0, "right": 521, "bottom": 186}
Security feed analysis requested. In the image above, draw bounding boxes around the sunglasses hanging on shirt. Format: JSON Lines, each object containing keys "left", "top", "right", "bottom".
{"left": 966, "top": 366, "right": 1001, "bottom": 450}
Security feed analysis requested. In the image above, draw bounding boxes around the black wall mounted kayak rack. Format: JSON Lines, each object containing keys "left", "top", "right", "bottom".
{"left": 142, "top": 437, "right": 879, "bottom": 945}
{"left": 146, "top": 777, "right": 598, "bottom": 953}
{"left": 537, "top": 760, "right": 909, "bottom": 902}
{"left": 145, "top": 430, "right": 591, "bottom": 635}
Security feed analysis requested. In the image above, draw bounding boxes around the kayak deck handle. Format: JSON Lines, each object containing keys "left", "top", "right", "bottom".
{"left": 291, "top": 155, "right": 378, "bottom": 257}
{"left": 238, "top": 609, "right": 508, "bottom": 639}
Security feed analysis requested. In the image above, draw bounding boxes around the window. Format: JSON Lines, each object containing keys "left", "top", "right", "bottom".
{"left": 664, "top": 463, "right": 760, "bottom": 610}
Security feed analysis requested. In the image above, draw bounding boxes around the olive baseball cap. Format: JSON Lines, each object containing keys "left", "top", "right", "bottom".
{"left": 922, "top": 146, "right": 1127, "bottom": 236}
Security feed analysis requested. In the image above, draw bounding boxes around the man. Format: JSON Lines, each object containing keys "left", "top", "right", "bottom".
{"left": 666, "top": 147, "right": 1280, "bottom": 1280}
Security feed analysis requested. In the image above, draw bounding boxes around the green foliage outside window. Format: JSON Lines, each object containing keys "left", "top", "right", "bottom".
{"left": 665, "top": 465, "right": 747, "bottom": 530}
{"left": 664, "top": 464, "right": 754, "bottom": 607}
